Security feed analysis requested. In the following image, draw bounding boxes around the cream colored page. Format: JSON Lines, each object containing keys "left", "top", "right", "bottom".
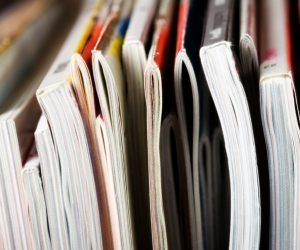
{"left": 124, "top": 0, "right": 157, "bottom": 43}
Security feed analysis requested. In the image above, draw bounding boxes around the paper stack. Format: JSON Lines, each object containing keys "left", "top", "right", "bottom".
{"left": 0, "top": 0, "right": 299, "bottom": 249}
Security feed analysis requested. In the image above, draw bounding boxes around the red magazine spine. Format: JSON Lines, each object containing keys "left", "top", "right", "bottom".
{"left": 176, "top": 0, "right": 189, "bottom": 54}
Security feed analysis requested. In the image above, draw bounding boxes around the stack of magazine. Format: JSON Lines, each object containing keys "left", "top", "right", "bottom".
{"left": 0, "top": 0, "right": 300, "bottom": 249}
